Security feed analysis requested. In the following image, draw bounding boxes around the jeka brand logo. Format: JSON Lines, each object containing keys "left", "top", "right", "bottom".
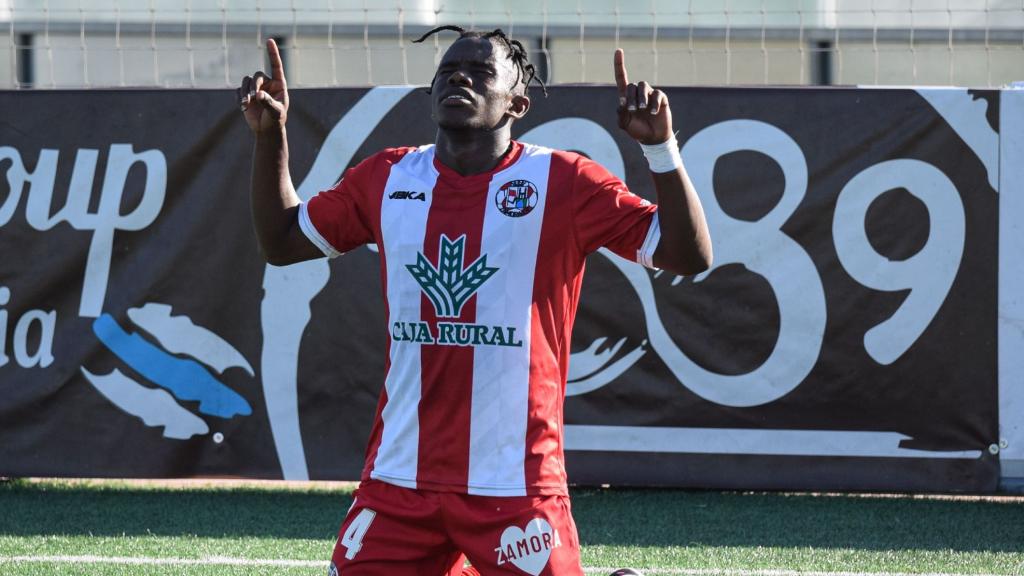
{"left": 389, "top": 190, "right": 426, "bottom": 201}
{"left": 496, "top": 179, "right": 539, "bottom": 217}
{"left": 495, "top": 518, "right": 562, "bottom": 576}
{"left": 397, "top": 234, "right": 523, "bottom": 347}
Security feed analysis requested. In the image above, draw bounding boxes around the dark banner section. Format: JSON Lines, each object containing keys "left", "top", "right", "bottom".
{"left": 0, "top": 86, "right": 999, "bottom": 491}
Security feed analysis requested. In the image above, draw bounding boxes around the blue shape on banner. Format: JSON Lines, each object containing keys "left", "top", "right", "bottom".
{"left": 92, "top": 314, "right": 252, "bottom": 418}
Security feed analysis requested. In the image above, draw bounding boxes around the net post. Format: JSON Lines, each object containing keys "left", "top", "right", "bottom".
{"left": 16, "top": 32, "right": 33, "bottom": 89}
{"left": 221, "top": 0, "right": 230, "bottom": 87}
{"left": 78, "top": 0, "right": 89, "bottom": 88}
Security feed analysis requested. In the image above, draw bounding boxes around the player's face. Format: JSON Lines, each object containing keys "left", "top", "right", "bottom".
{"left": 431, "top": 37, "right": 529, "bottom": 132}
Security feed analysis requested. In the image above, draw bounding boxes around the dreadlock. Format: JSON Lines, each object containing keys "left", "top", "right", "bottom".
{"left": 412, "top": 25, "right": 548, "bottom": 97}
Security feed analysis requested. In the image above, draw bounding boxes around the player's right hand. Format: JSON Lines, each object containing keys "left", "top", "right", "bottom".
{"left": 237, "top": 38, "right": 289, "bottom": 133}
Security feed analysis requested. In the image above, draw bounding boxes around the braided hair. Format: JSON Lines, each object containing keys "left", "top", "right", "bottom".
{"left": 412, "top": 25, "right": 548, "bottom": 97}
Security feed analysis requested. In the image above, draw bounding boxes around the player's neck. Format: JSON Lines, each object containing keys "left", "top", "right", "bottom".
{"left": 434, "top": 129, "right": 513, "bottom": 176}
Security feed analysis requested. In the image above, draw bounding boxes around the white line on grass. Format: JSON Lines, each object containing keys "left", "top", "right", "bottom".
{"left": 586, "top": 570, "right": 1011, "bottom": 576}
{"left": 0, "top": 556, "right": 1011, "bottom": 576}
{"left": 0, "top": 555, "right": 323, "bottom": 567}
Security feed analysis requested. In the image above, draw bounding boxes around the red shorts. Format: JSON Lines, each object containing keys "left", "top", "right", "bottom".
{"left": 329, "top": 479, "right": 584, "bottom": 576}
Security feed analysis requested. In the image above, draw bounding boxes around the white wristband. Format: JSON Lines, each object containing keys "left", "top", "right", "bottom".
{"left": 639, "top": 137, "right": 683, "bottom": 173}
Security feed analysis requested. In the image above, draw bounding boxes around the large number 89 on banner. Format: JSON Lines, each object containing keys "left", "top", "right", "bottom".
{"left": 528, "top": 116, "right": 966, "bottom": 408}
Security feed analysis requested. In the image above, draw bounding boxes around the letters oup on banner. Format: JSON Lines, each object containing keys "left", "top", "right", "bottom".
{"left": 0, "top": 144, "right": 167, "bottom": 369}
{"left": 0, "top": 142, "right": 260, "bottom": 443}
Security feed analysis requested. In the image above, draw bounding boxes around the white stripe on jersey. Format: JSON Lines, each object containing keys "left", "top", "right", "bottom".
{"left": 467, "top": 144, "right": 552, "bottom": 496}
{"left": 298, "top": 203, "right": 343, "bottom": 258}
{"left": 637, "top": 212, "right": 661, "bottom": 269}
{"left": 370, "top": 145, "right": 438, "bottom": 488}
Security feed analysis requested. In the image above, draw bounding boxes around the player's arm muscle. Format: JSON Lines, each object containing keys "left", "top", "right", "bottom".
{"left": 649, "top": 166, "right": 712, "bottom": 275}
{"left": 613, "top": 48, "right": 712, "bottom": 276}
{"left": 250, "top": 129, "right": 322, "bottom": 266}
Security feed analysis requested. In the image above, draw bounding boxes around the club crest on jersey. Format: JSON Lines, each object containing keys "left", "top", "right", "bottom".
{"left": 496, "top": 179, "right": 539, "bottom": 217}
{"left": 400, "top": 234, "right": 523, "bottom": 348}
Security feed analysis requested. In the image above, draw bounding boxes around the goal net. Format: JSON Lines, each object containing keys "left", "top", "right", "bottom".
{"left": 3, "top": 0, "right": 1023, "bottom": 89}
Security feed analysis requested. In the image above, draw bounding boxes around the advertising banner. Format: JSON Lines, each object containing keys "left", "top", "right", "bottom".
{"left": 0, "top": 86, "right": 1003, "bottom": 491}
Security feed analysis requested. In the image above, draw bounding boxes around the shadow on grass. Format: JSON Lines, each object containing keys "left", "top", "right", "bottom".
{"left": 570, "top": 487, "right": 1024, "bottom": 553}
{"left": 0, "top": 480, "right": 351, "bottom": 541}
{"left": 1, "top": 481, "right": 1021, "bottom": 553}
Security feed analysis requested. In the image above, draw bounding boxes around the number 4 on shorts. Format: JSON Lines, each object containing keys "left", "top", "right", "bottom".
{"left": 340, "top": 508, "right": 377, "bottom": 560}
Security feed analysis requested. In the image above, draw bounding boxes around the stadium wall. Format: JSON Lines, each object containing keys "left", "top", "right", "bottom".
{"left": 0, "top": 85, "right": 1019, "bottom": 492}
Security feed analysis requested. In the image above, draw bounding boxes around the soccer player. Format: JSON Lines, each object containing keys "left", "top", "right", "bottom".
{"left": 238, "top": 26, "right": 711, "bottom": 576}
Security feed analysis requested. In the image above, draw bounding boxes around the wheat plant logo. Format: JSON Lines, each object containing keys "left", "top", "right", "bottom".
{"left": 406, "top": 234, "right": 498, "bottom": 318}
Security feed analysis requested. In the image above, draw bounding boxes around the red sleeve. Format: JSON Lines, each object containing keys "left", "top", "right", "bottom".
{"left": 570, "top": 153, "right": 659, "bottom": 265}
{"left": 298, "top": 151, "right": 389, "bottom": 257}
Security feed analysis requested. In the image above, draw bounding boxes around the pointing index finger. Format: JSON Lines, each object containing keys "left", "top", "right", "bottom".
{"left": 614, "top": 49, "right": 629, "bottom": 97}
{"left": 267, "top": 38, "right": 285, "bottom": 81}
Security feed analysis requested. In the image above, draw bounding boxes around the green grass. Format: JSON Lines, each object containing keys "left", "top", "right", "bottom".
{"left": 1, "top": 479, "right": 1022, "bottom": 575}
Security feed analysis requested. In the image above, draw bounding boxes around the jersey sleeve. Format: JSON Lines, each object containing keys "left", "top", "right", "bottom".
{"left": 572, "top": 155, "right": 661, "bottom": 269}
{"left": 298, "top": 154, "right": 380, "bottom": 258}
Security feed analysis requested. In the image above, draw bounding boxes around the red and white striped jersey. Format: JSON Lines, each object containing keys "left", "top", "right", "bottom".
{"left": 299, "top": 141, "right": 660, "bottom": 496}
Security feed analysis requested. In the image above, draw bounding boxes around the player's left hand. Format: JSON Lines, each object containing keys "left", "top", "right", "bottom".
{"left": 614, "top": 49, "right": 673, "bottom": 145}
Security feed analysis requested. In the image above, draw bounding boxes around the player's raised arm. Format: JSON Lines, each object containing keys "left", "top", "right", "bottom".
{"left": 614, "top": 48, "right": 712, "bottom": 276}
{"left": 237, "top": 38, "right": 321, "bottom": 266}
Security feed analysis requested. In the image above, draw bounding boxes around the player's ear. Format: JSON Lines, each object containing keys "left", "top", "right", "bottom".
{"left": 506, "top": 93, "right": 530, "bottom": 120}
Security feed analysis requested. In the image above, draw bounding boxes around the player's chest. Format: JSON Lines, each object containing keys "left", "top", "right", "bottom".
{"left": 377, "top": 162, "right": 569, "bottom": 318}
{"left": 378, "top": 163, "right": 565, "bottom": 261}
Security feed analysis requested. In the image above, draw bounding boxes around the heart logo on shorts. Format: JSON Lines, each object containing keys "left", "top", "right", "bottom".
{"left": 497, "top": 518, "right": 561, "bottom": 576}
